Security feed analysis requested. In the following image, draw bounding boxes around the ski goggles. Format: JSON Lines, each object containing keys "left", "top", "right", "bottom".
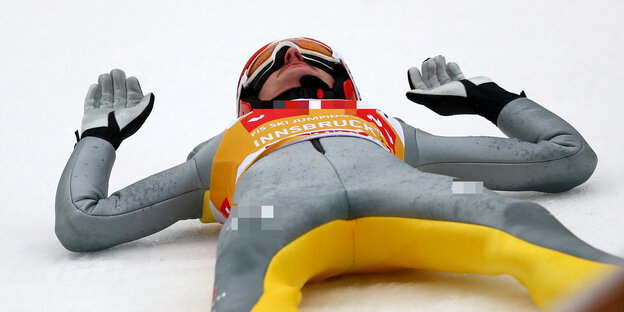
{"left": 241, "top": 38, "right": 341, "bottom": 90}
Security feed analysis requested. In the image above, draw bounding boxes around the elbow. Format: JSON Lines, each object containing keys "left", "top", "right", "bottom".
{"left": 571, "top": 142, "right": 598, "bottom": 187}
{"left": 55, "top": 228, "right": 91, "bottom": 253}
{"left": 543, "top": 141, "right": 598, "bottom": 193}
{"left": 55, "top": 207, "right": 94, "bottom": 252}
{"left": 55, "top": 202, "right": 109, "bottom": 253}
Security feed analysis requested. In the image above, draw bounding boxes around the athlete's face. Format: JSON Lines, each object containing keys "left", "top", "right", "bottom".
{"left": 258, "top": 47, "right": 335, "bottom": 101}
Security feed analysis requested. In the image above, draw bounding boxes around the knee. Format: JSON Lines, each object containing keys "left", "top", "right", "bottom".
{"left": 502, "top": 201, "right": 550, "bottom": 222}
{"left": 500, "top": 201, "right": 565, "bottom": 238}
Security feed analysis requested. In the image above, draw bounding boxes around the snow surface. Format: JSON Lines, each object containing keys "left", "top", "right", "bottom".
{"left": 1, "top": 0, "right": 623, "bottom": 311}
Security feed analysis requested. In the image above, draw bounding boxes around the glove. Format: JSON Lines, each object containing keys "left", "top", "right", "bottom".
{"left": 79, "top": 69, "right": 154, "bottom": 149}
{"left": 406, "top": 56, "right": 525, "bottom": 125}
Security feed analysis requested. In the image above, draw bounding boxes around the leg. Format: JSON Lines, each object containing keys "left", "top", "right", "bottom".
{"left": 211, "top": 141, "right": 350, "bottom": 312}
{"left": 319, "top": 137, "right": 623, "bottom": 309}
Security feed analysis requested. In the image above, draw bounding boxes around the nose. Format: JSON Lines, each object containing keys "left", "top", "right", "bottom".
{"left": 284, "top": 47, "right": 303, "bottom": 64}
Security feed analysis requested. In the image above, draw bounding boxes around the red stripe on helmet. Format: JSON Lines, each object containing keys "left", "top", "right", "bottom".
{"left": 237, "top": 42, "right": 272, "bottom": 88}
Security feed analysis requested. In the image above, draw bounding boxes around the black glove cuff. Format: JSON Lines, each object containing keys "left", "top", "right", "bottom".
{"left": 77, "top": 93, "right": 154, "bottom": 150}
{"left": 80, "top": 112, "right": 122, "bottom": 149}
{"left": 461, "top": 80, "right": 526, "bottom": 125}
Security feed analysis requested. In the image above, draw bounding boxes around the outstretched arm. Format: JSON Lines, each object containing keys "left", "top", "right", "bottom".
{"left": 55, "top": 70, "right": 219, "bottom": 252}
{"left": 401, "top": 57, "right": 597, "bottom": 193}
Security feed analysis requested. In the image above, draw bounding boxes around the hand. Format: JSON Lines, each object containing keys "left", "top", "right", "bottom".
{"left": 80, "top": 69, "right": 154, "bottom": 149}
{"left": 406, "top": 56, "right": 524, "bottom": 124}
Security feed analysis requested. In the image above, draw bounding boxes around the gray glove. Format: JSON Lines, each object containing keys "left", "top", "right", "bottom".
{"left": 406, "top": 56, "right": 524, "bottom": 125}
{"left": 79, "top": 69, "right": 154, "bottom": 149}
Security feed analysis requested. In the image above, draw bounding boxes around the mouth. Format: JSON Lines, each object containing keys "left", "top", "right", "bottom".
{"left": 278, "top": 61, "right": 311, "bottom": 76}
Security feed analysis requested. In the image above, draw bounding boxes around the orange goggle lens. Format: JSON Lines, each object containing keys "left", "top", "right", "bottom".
{"left": 246, "top": 38, "right": 335, "bottom": 81}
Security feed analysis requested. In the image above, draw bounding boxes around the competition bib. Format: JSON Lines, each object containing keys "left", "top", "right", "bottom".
{"left": 205, "top": 100, "right": 405, "bottom": 223}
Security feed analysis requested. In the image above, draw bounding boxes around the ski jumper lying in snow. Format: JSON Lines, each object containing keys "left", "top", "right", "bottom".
{"left": 55, "top": 38, "right": 624, "bottom": 311}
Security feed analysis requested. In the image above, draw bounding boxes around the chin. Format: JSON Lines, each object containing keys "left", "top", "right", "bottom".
{"left": 260, "top": 65, "right": 331, "bottom": 100}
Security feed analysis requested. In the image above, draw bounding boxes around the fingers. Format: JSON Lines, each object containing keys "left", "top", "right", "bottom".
{"left": 94, "top": 69, "right": 148, "bottom": 113}
{"left": 111, "top": 69, "right": 127, "bottom": 108}
{"left": 447, "top": 62, "right": 465, "bottom": 80}
{"left": 98, "top": 73, "right": 113, "bottom": 109}
{"left": 126, "top": 76, "right": 144, "bottom": 106}
{"left": 433, "top": 56, "right": 451, "bottom": 84}
{"left": 421, "top": 58, "right": 439, "bottom": 88}
{"left": 97, "top": 69, "right": 145, "bottom": 109}
{"left": 409, "top": 56, "right": 458, "bottom": 90}
{"left": 84, "top": 83, "right": 100, "bottom": 111}
{"left": 407, "top": 67, "right": 427, "bottom": 90}
{"left": 409, "top": 56, "right": 465, "bottom": 89}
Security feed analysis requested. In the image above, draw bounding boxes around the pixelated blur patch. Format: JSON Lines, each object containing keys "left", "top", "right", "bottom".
{"left": 228, "top": 205, "right": 282, "bottom": 233}
{"left": 309, "top": 100, "right": 321, "bottom": 109}
{"left": 344, "top": 101, "right": 357, "bottom": 109}
{"left": 452, "top": 180, "right": 484, "bottom": 194}
{"left": 272, "top": 101, "right": 286, "bottom": 109}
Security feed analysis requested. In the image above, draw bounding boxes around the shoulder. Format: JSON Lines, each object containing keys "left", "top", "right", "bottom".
{"left": 187, "top": 131, "right": 225, "bottom": 161}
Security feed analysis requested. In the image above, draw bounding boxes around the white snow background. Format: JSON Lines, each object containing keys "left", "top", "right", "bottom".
{"left": 1, "top": 0, "right": 623, "bottom": 311}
